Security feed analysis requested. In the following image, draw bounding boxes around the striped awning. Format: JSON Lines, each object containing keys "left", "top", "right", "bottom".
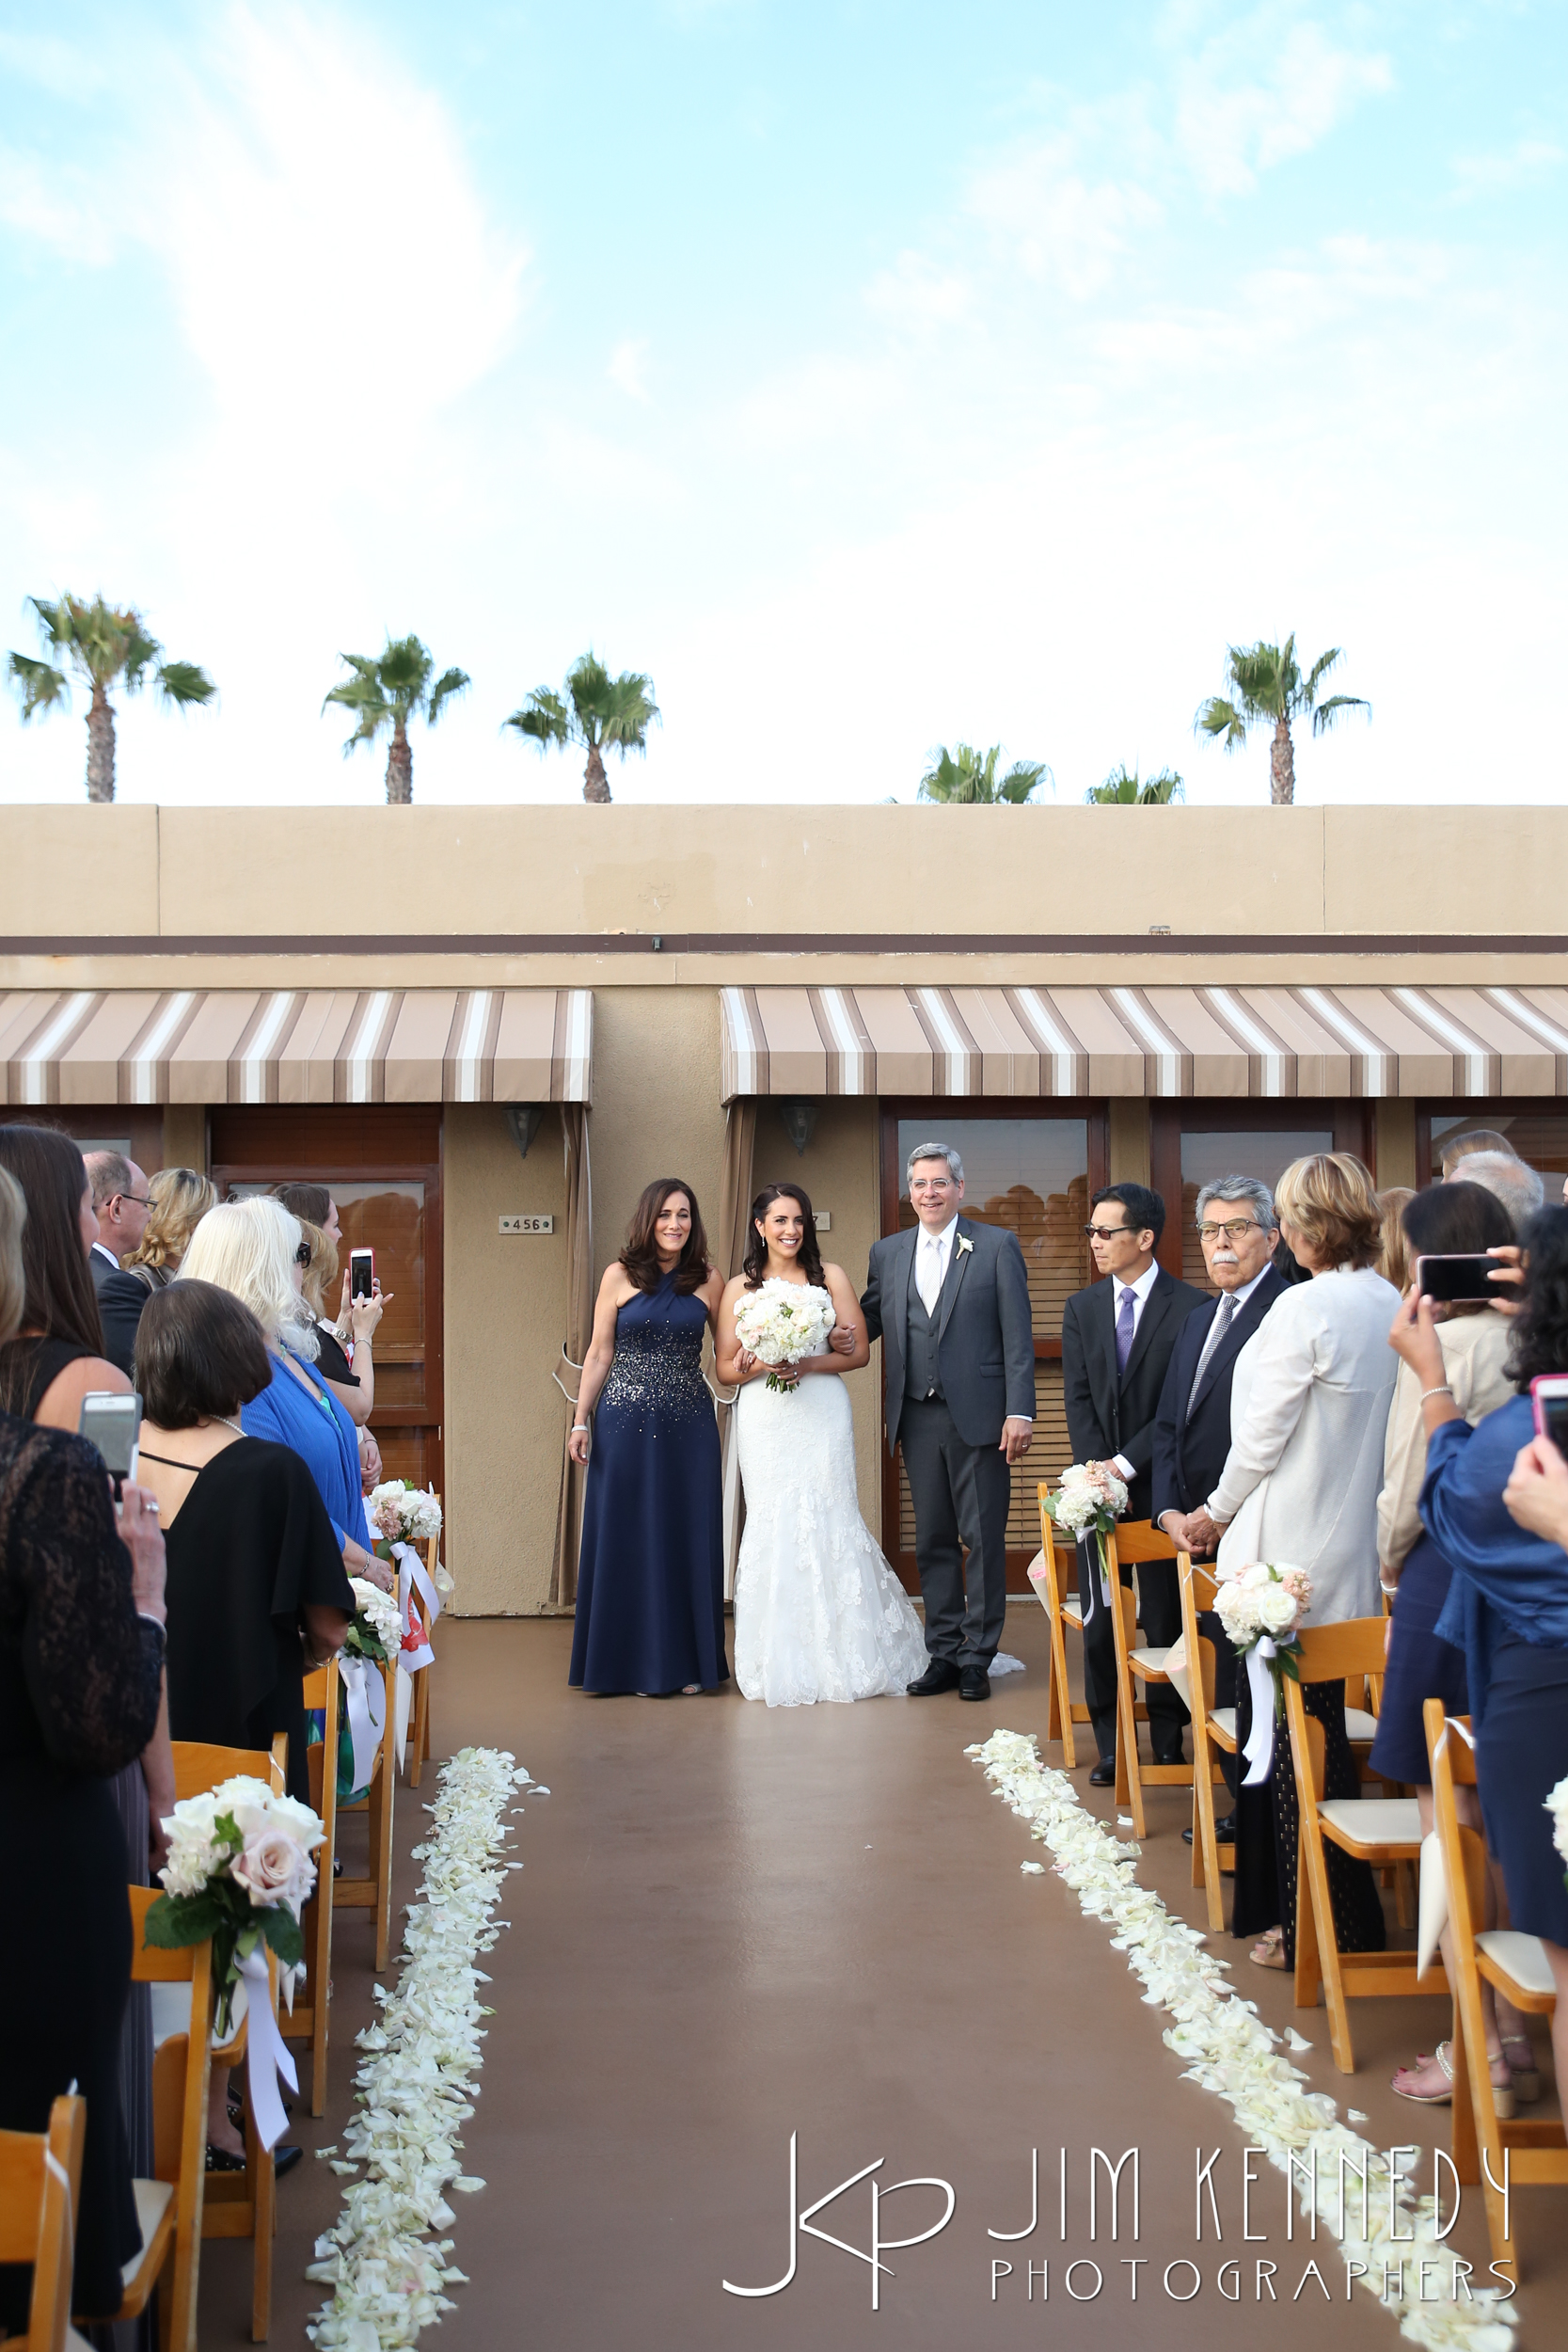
{"left": 720, "top": 983, "right": 1568, "bottom": 1102}
{"left": 0, "top": 988, "right": 594, "bottom": 1107}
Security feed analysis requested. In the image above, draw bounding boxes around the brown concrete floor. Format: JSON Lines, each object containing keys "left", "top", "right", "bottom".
{"left": 203, "top": 1611, "right": 1566, "bottom": 2349}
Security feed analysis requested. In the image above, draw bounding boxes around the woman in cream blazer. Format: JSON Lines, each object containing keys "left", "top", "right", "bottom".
{"left": 1208, "top": 1154, "right": 1399, "bottom": 1970}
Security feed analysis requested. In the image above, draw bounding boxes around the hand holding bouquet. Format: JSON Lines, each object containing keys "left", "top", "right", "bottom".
{"left": 733, "top": 1279, "right": 836, "bottom": 1394}
{"left": 146, "top": 1775, "right": 325, "bottom": 2035}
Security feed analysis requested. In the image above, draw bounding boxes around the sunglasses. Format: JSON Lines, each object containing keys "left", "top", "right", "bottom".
{"left": 294, "top": 1242, "right": 312, "bottom": 1266}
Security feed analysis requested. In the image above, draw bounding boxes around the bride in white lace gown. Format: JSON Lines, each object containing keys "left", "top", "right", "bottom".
{"left": 718, "top": 1183, "right": 927, "bottom": 1707}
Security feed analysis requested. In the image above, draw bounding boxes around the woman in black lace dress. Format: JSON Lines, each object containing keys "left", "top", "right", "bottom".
{"left": 0, "top": 1162, "right": 167, "bottom": 2328}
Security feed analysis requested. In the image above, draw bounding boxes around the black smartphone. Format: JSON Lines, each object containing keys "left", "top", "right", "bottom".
{"left": 1531, "top": 1375, "right": 1568, "bottom": 1453}
{"left": 1414, "top": 1253, "right": 1505, "bottom": 1304}
{"left": 79, "top": 1391, "right": 143, "bottom": 1488}
{"left": 350, "top": 1248, "right": 375, "bottom": 1300}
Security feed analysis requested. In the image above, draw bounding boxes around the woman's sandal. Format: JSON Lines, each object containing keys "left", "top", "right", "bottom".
{"left": 1391, "top": 2042, "right": 1515, "bottom": 2118}
{"left": 1248, "top": 1928, "right": 1287, "bottom": 1970}
{"left": 1500, "top": 2034, "right": 1544, "bottom": 2103}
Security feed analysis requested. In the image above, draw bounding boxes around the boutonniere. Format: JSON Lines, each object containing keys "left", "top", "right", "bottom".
{"left": 957, "top": 1234, "right": 974, "bottom": 1258}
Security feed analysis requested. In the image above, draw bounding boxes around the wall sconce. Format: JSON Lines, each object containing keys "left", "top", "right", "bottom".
{"left": 505, "top": 1104, "right": 546, "bottom": 1159}
{"left": 777, "top": 1098, "right": 819, "bottom": 1156}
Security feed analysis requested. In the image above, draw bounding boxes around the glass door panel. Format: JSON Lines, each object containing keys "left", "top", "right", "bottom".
{"left": 1426, "top": 1108, "right": 1568, "bottom": 1188}
{"left": 1151, "top": 1103, "right": 1373, "bottom": 1292}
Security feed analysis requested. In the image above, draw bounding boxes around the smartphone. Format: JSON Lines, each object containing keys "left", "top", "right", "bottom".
{"left": 350, "top": 1248, "right": 375, "bottom": 1301}
{"left": 1414, "top": 1253, "right": 1505, "bottom": 1305}
{"left": 1530, "top": 1374, "right": 1568, "bottom": 1454}
{"left": 79, "top": 1391, "right": 143, "bottom": 1488}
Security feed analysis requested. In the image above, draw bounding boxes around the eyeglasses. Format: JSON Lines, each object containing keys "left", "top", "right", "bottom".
{"left": 1083, "top": 1223, "right": 1133, "bottom": 1240}
{"left": 117, "top": 1194, "right": 152, "bottom": 1211}
{"left": 294, "top": 1242, "right": 312, "bottom": 1266}
{"left": 1197, "top": 1218, "right": 1263, "bottom": 1242}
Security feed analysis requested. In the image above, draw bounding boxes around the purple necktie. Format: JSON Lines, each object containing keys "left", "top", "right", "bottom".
{"left": 1115, "top": 1284, "right": 1136, "bottom": 1375}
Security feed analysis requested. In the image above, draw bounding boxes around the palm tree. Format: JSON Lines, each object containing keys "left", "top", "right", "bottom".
{"left": 917, "top": 742, "right": 1052, "bottom": 804}
{"left": 1196, "top": 635, "right": 1369, "bottom": 805}
{"left": 1085, "top": 763, "right": 1184, "bottom": 805}
{"left": 504, "top": 652, "right": 659, "bottom": 803}
{"left": 7, "top": 594, "right": 214, "bottom": 803}
{"left": 324, "top": 635, "right": 469, "bottom": 804}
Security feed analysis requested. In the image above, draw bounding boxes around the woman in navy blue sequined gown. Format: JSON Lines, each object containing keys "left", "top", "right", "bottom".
{"left": 568, "top": 1180, "right": 727, "bottom": 1695}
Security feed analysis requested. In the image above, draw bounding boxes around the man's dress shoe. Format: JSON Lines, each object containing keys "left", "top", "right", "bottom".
{"left": 907, "top": 1659, "right": 961, "bottom": 1696}
{"left": 1087, "top": 1757, "right": 1116, "bottom": 1788}
{"left": 1182, "top": 1812, "right": 1236, "bottom": 1846}
{"left": 958, "top": 1665, "right": 991, "bottom": 1701}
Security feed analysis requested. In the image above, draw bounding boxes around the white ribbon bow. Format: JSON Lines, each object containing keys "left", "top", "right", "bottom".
{"left": 338, "top": 1651, "right": 386, "bottom": 1792}
{"left": 1241, "top": 1639, "right": 1279, "bottom": 1786}
{"left": 235, "top": 1945, "right": 299, "bottom": 2153}
{"left": 391, "top": 1543, "right": 441, "bottom": 1772}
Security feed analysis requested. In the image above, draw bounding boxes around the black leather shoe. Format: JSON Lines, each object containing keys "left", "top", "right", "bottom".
{"left": 1181, "top": 1813, "right": 1236, "bottom": 1846}
{"left": 958, "top": 1666, "right": 991, "bottom": 1701}
{"left": 207, "top": 2140, "right": 304, "bottom": 2177}
{"left": 907, "top": 1660, "right": 961, "bottom": 1696}
{"left": 1087, "top": 1757, "right": 1116, "bottom": 1788}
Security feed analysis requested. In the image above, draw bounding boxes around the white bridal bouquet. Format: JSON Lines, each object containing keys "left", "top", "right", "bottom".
{"left": 147, "top": 1775, "right": 326, "bottom": 2036}
{"left": 1042, "top": 1462, "right": 1129, "bottom": 1611}
{"left": 1214, "top": 1563, "right": 1312, "bottom": 1788}
{"left": 733, "top": 1279, "right": 836, "bottom": 1393}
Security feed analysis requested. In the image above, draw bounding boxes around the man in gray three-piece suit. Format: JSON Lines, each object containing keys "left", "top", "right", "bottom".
{"left": 861, "top": 1140, "right": 1036, "bottom": 1702}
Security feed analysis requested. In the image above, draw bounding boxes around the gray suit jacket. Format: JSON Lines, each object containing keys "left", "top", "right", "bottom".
{"left": 862, "top": 1216, "right": 1036, "bottom": 1452}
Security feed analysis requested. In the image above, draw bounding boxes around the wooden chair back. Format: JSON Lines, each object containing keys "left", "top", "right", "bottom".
{"left": 408, "top": 1500, "right": 440, "bottom": 1786}
{"left": 119, "top": 1884, "right": 213, "bottom": 2351}
{"left": 1282, "top": 1619, "right": 1425, "bottom": 2071}
{"left": 1177, "top": 1552, "right": 1234, "bottom": 1930}
{"left": 1426, "top": 1698, "right": 1565, "bottom": 2271}
{"left": 1029, "top": 1483, "right": 1090, "bottom": 1766}
{"left": 289, "top": 1657, "right": 341, "bottom": 2116}
{"left": 0, "top": 2094, "right": 85, "bottom": 2352}
{"left": 1102, "top": 1522, "right": 1189, "bottom": 1836}
{"left": 334, "top": 1654, "right": 397, "bottom": 1973}
{"left": 169, "top": 1737, "right": 286, "bottom": 1803}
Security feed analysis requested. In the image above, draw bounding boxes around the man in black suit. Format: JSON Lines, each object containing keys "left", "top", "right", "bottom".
{"left": 1150, "top": 1175, "right": 1289, "bottom": 1828}
{"left": 82, "top": 1151, "right": 151, "bottom": 1290}
{"left": 1060, "top": 1183, "right": 1206, "bottom": 1783}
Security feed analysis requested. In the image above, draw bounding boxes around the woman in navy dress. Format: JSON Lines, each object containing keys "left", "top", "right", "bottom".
{"left": 569, "top": 1179, "right": 726, "bottom": 1695}
{"left": 1393, "top": 1204, "right": 1568, "bottom": 2108}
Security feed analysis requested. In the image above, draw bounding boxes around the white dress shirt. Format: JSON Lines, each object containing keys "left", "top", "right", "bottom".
{"left": 91, "top": 1241, "right": 119, "bottom": 1271}
{"left": 914, "top": 1217, "right": 958, "bottom": 1315}
{"left": 1109, "top": 1260, "right": 1161, "bottom": 1477}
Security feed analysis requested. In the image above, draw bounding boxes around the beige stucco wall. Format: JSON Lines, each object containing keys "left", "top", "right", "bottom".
{"left": 8, "top": 804, "right": 1568, "bottom": 982}
{"left": 443, "top": 1104, "right": 569, "bottom": 1613}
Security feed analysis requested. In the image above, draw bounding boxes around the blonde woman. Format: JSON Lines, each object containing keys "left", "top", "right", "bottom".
{"left": 1206, "top": 1152, "right": 1400, "bottom": 1972}
{"left": 180, "top": 1198, "right": 388, "bottom": 1592}
{"left": 296, "top": 1216, "right": 388, "bottom": 1428}
{"left": 98, "top": 1167, "right": 215, "bottom": 1377}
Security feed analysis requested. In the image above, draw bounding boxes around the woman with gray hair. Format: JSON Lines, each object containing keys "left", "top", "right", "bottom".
{"left": 180, "top": 1197, "right": 388, "bottom": 1592}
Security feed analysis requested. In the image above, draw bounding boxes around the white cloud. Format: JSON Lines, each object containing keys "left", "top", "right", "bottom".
{"left": 608, "top": 337, "right": 652, "bottom": 401}
{"left": 0, "top": 30, "right": 108, "bottom": 102}
{"left": 1451, "top": 135, "right": 1566, "bottom": 199}
{"left": 1172, "top": 14, "right": 1394, "bottom": 199}
{"left": 0, "top": 148, "right": 115, "bottom": 262}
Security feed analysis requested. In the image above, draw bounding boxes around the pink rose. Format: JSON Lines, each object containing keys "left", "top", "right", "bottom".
{"left": 230, "top": 1826, "right": 313, "bottom": 1912}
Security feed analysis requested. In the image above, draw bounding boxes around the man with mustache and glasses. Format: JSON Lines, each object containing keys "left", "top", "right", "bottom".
{"left": 1151, "top": 1177, "right": 1288, "bottom": 1835}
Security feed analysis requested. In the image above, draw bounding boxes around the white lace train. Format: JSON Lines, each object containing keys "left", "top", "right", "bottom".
{"left": 733, "top": 1359, "right": 927, "bottom": 1707}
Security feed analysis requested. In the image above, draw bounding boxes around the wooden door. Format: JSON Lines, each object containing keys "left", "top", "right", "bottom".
{"left": 879, "top": 1104, "right": 1108, "bottom": 1593}
{"left": 208, "top": 1108, "right": 443, "bottom": 1497}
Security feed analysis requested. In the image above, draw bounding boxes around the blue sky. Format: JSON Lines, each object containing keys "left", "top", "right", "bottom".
{"left": 0, "top": 1, "right": 1563, "bottom": 808}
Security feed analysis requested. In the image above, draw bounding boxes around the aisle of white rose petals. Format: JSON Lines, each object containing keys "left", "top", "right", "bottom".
{"left": 304, "top": 1745, "right": 532, "bottom": 2351}
{"left": 968, "top": 1728, "right": 1519, "bottom": 2352}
